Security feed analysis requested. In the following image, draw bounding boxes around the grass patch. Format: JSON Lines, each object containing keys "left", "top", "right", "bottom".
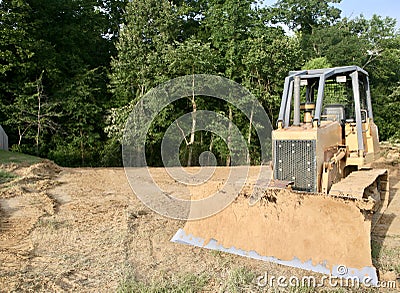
{"left": 372, "top": 239, "right": 400, "bottom": 273}
{"left": 220, "top": 267, "right": 256, "bottom": 293}
{"left": 395, "top": 264, "right": 400, "bottom": 275}
{"left": 371, "top": 240, "right": 381, "bottom": 259}
{"left": 0, "top": 169, "right": 16, "bottom": 184}
{"left": 0, "top": 150, "right": 41, "bottom": 185}
{"left": 0, "top": 149, "right": 41, "bottom": 165}
{"left": 118, "top": 272, "right": 209, "bottom": 293}
{"left": 286, "top": 286, "right": 315, "bottom": 293}
{"left": 36, "top": 218, "right": 67, "bottom": 230}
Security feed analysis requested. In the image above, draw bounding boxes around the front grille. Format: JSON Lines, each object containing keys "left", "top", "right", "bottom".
{"left": 273, "top": 140, "right": 317, "bottom": 192}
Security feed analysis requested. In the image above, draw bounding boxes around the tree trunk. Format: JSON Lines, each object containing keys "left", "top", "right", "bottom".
{"left": 18, "top": 127, "right": 22, "bottom": 147}
{"left": 208, "top": 134, "right": 214, "bottom": 166}
{"left": 226, "top": 106, "right": 233, "bottom": 166}
{"left": 36, "top": 83, "right": 41, "bottom": 156}
{"left": 80, "top": 128, "right": 85, "bottom": 166}
{"left": 247, "top": 102, "right": 254, "bottom": 164}
{"left": 18, "top": 125, "right": 31, "bottom": 147}
{"left": 187, "top": 74, "right": 197, "bottom": 166}
{"left": 35, "top": 72, "right": 44, "bottom": 156}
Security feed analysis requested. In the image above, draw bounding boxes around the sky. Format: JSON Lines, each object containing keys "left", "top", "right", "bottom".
{"left": 262, "top": 0, "right": 400, "bottom": 29}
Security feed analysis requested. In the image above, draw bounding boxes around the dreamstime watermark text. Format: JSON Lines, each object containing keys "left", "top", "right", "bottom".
{"left": 256, "top": 272, "right": 397, "bottom": 289}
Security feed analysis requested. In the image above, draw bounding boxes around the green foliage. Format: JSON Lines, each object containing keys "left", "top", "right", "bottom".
{"left": 106, "top": 0, "right": 301, "bottom": 166}
{"left": 243, "top": 28, "right": 302, "bottom": 123}
{"left": 3, "top": 71, "right": 60, "bottom": 155}
{"left": 1, "top": 0, "right": 400, "bottom": 166}
{"left": 55, "top": 68, "right": 104, "bottom": 166}
{"left": 202, "top": 0, "right": 255, "bottom": 80}
{"left": 1, "top": 0, "right": 129, "bottom": 166}
{"left": 375, "top": 82, "right": 400, "bottom": 142}
{"left": 271, "top": 0, "right": 342, "bottom": 33}
{"left": 99, "top": 138, "right": 123, "bottom": 166}
{"left": 109, "top": 0, "right": 178, "bottom": 106}
{"left": 300, "top": 15, "right": 399, "bottom": 70}
{"left": 302, "top": 57, "right": 332, "bottom": 70}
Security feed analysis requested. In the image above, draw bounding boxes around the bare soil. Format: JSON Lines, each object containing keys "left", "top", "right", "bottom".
{"left": 0, "top": 147, "right": 399, "bottom": 292}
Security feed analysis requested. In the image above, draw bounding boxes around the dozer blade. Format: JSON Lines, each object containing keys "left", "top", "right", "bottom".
{"left": 171, "top": 170, "right": 389, "bottom": 286}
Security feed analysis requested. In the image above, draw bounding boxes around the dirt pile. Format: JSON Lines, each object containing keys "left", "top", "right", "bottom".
{"left": 374, "top": 143, "right": 400, "bottom": 167}
{"left": 0, "top": 160, "right": 62, "bottom": 289}
{"left": 20, "top": 160, "right": 61, "bottom": 178}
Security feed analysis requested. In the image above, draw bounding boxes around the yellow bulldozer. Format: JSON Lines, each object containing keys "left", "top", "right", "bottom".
{"left": 172, "top": 66, "right": 389, "bottom": 285}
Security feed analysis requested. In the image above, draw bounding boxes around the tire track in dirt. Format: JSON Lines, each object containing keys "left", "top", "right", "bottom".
{"left": 0, "top": 161, "right": 61, "bottom": 289}
{"left": 9, "top": 168, "right": 136, "bottom": 291}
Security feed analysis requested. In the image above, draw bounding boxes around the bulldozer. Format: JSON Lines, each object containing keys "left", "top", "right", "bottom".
{"left": 171, "top": 66, "right": 389, "bottom": 285}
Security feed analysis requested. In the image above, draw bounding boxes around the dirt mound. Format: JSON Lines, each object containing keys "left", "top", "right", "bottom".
{"left": 0, "top": 160, "right": 62, "bottom": 290}
{"left": 374, "top": 143, "right": 400, "bottom": 167}
{"left": 20, "top": 160, "right": 62, "bottom": 179}
{"left": 0, "top": 160, "right": 62, "bottom": 190}
{"left": 0, "top": 163, "right": 20, "bottom": 173}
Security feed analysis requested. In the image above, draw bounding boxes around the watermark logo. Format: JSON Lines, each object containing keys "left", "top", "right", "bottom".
{"left": 336, "top": 265, "right": 348, "bottom": 276}
{"left": 122, "top": 75, "right": 273, "bottom": 220}
{"left": 256, "top": 265, "right": 397, "bottom": 289}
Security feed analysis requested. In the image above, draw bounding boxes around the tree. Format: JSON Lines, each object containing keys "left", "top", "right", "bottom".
{"left": 164, "top": 38, "right": 218, "bottom": 165}
{"left": 270, "top": 0, "right": 342, "bottom": 33}
{"left": 49, "top": 69, "right": 104, "bottom": 166}
{"left": 302, "top": 57, "right": 332, "bottom": 70}
{"left": 109, "top": 0, "right": 178, "bottom": 106}
{"left": 107, "top": 0, "right": 304, "bottom": 166}
{"left": 374, "top": 83, "right": 400, "bottom": 142}
{"left": 0, "top": 0, "right": 36, "bottom": 139}
{"left": 3, "top": 71, "right": 59, "bottom": 154}
{"left": 300, "top": 22, "right": 367, "bottom": 67}
{"left": 1, "top": 0, "right": 127, "bottom": 165}
{"left": 242, "top": 26, "right": 302, "bottom": 123}
{"left": 203, "top": 0, "right": 255, "bottom": 80}
{"left": 201, "top": 0, "right": 256, "bottom": 165}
